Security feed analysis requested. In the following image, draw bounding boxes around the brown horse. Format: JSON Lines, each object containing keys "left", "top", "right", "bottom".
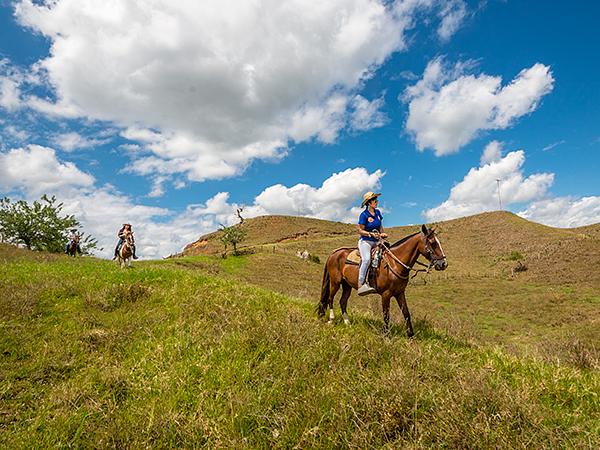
{"left": 117, "top": 233, "right": 134, "bottom": 268}
{"left": 318, "top": 225, "right": 447, "bottom": 335}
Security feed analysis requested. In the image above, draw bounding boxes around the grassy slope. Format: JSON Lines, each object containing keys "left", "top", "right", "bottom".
{"left": 1, "top": 244, "right": 599, "bottom": 448}
{"left": 182, "top": 212, "right": 600, "bottom": 366}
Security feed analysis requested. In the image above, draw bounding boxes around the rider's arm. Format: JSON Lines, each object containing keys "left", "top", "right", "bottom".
{"left": 357, "top": 224, "right": 376, "bottom": 238}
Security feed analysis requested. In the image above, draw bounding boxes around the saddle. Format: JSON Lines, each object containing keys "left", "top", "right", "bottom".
{"left": 345, "top": 245, "right": 382, "bottom": 289}
{"left": 345, "top": 244, "right": 386, "bottom": 266}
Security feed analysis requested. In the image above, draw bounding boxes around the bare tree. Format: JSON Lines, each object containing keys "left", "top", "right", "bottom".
{"left": 236, "top": 207, "right": 244, "bottom": 224}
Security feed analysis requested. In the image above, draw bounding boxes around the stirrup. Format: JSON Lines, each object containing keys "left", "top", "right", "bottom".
{"left": 357, "top": 284, "right": 376, "bottom": 296}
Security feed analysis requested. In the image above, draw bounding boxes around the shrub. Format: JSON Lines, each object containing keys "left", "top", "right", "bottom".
{"left": 508, "top": 251, "right": 524, "bottom": 261}
{"left": 308, "top": 254, "right": 320, "bottom": 264}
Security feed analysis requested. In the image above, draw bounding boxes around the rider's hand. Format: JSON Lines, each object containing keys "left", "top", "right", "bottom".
{"left": 381, "top": 233, "right": 388, "bottom": 239}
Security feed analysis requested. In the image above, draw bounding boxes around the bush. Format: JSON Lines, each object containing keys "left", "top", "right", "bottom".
{"left": 508, "top": 251, "right": 524, "bottom": 261}
{"left": 308, "top": 254, "right": 320, "bottom": 264}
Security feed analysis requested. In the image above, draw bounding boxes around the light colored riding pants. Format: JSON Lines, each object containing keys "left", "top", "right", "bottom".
{"left": 358, "top": 239, "right": 377, "bottom": 285}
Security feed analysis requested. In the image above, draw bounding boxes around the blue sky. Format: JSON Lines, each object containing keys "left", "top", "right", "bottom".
{"left": 1, "top": 0, "right": 599, "bottom": 258}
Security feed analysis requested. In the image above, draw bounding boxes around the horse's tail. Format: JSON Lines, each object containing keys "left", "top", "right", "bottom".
{"left": 317, "top": 263, "right": 330, "bottom": 318}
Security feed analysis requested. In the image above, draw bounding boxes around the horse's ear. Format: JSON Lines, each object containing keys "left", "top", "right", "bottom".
{"left": 421, "top": 224, "right": 428, "bottom": 235}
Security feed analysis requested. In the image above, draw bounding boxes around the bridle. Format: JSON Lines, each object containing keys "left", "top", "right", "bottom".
{"left": 379, "top": 231, "right": 446, "bottom": 280}
{"left": 422, "top": 233, "right": 446, "bottom": 266}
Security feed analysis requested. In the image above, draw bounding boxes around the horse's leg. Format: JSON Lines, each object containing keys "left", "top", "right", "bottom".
{"left": 395, "top": 291, "right": 414, "bottom": 338}
{"left": 339, "top": 281, "right": 352, "bottom": 325}
{"left": 327, "top": 279, "right": 341, "bottom": 324}
{"left": 381, "top": 291, "right": 393, "bottom": 333}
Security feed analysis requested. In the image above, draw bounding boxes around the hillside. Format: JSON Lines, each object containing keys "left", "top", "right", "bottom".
{"left": 181, "top": 211, "right": 600, "bottom": 286}
{"left": 174, "top": 212, "right": 600, "bottom": 368}
{"left": 1, "top": 244, "right": 599, "bottom": 448}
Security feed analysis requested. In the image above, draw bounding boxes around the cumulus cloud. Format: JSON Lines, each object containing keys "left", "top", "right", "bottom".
{"left": 51, "top": 131, "right": 111, "bottom": 151}
{"left": 190, "top": 167, "right": 386, "bottom": 226}
{"left": 14, "top": 0, "right": 466, "bottom": 182}
{"left": 0, "top": 59, "right": 26, "bottom": 111}
{"left": 0, "top": 145, "right": 95, "bottom": 195}
{"left": 437, "top": 0, "right": 467, "bottom": 41}
{"left": 423, "top": 144, "right": 554, "bottom": 221}
{"left": 349, "top": 95, "right": 389, "bottom": 131}
{"left": 404, "top": 58, "right": 554, "bottom": 155}
{"left": 480, "top": 140, "right": 502, "bottom": 165}
{"left": 518, "top": 197, "right": 600, "bottom": 228}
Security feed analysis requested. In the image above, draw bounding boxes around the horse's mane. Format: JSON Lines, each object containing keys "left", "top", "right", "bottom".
{"left": 390, "top": 231, "right": 420, "bottom": 249}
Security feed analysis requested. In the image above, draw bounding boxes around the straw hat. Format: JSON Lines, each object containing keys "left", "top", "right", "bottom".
{"left": 361, "top": 191, "right": 381, "bottom": 207}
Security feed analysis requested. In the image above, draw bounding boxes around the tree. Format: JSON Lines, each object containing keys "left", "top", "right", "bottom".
{"left": 219, "top": 224, "right": 247, "bottom": 256}
{"left": 0, "top": 195, "right": 99, "bottom": 254}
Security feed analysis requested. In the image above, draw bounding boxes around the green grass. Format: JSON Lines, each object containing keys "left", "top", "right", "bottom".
{"left": 1, "top": 247, "right": 599, "bottom": 448}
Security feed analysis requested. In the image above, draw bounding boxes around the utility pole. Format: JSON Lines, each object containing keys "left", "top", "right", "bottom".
{"left": 496, "top": 179, "right": 503, "bottom": 210}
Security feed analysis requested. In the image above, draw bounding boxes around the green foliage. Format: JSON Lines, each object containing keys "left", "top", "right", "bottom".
{"left": 508, "top": 251, "right": 524, "bottom": 261}
{"left": 0, "top": 195, "right": 99, "bottom": 253}
{"left": 308, "top": 253, "right": 320, "bottom": 264}
{"left": 219, "top": 223, "right": 247, "bottom": 256}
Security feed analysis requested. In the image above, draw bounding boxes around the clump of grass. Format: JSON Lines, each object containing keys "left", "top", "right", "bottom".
{"left": 308, "top": 254, "right": 320, "bottom": 264}
{"left": 508, "top": 251, "right": 524, "bottom": 261}
{"left": 86, "top": 282, "right": 151, "bottom": 311}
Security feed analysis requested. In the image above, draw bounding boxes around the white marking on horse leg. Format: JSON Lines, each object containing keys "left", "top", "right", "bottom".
{"left": 342, "top": 313, "right": 350, "bottom": 325}
{"left": 329, "top": 308, "right": 335, "bottom": 322}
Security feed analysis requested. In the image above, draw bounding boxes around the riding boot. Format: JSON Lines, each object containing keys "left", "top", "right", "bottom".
{"left": 357, "top": 283, "right": 376, "bottom": 296}
{"left": 132, "top": 245, "right": 139, "bottom": 259}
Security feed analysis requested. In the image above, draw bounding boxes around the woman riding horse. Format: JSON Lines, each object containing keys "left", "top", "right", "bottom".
{"left": 357, "top": 191, "right": 388, "bottom": 296}
{"left": 113, "top": 223, "right": 139, "bottom": 260}
{"left": 319, "top": 217, "right": 448, "bottom": 334}
{"left": 65, "top": 229, "right": 81, "bottom": 255}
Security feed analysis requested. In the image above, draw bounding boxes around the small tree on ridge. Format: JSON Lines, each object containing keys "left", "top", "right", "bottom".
{"left": 0, "top": 195, "right": 99, "bottom": 253}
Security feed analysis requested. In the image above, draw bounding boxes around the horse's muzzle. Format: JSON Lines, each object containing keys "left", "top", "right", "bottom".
{"left": 434, "top": 258, "right": 448, "bottom": 271}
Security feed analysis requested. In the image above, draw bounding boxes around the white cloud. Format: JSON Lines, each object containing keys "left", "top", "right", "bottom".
{"left": 0, "top": 58, "right": 26, "bottom": 111}
{"left": 404, "top": 58, "right": 554, "bottom": 155}
{"left": 0, "top": 77, "right": 22, "bottom": 111}
{"left": 349, "top": 94, "right": 389, "bottom": 131}
{"left": 14, "top": 0, "right": 465, "bottom": 181}
{"left": 0, "top": 145, "right": 95, "bottom": 195}
{"left": 480, "top": 140, "right": 502, "bottom": 165}
{"left": 423, "top": 145, "right": 554, "bottom": 221}
{"left": 51, "top": 131, "right": 110, "bottom": 151}
{"left": 542, "top": 140, "right": 565, "bottom": 152}
{"left": 437, "top": 0, "right": 467, "bottom": 41}
{"left": 192, "top": 166, "right": 386, "bottom": 225}
{"left": 518, "top": 197, "right": 600, "bottom": 228}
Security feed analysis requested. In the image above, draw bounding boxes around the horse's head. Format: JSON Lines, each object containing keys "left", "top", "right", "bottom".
{"left": 420, "top": 224, "right": 447, "bottom": 271}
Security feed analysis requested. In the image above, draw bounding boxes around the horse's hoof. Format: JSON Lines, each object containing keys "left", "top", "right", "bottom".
{"left": 343, "top": 319, "right": 350, "bottom": 326}
{"left": 407, "top": 330, "right": 415, "bottom": 338}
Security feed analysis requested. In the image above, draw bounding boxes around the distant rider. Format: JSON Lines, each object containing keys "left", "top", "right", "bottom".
{"left": 65, "top": 228, "right": 81, "bottom": 254}
{"left": 113, "top": 223, "right": 138, "bottom": 260}
{"left": 357, "top": 192, "right": 388, "bottom": 296}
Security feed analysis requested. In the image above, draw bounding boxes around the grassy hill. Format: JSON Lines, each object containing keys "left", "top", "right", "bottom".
{"left": 1, "top": 212, "right": 599, "bottom": 448}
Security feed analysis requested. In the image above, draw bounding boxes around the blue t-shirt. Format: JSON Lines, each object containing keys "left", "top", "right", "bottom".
{"left": 358, "top": 208, "right": 382, "bottom": 242}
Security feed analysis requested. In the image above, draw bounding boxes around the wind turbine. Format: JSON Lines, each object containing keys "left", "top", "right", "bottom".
{"left": 496, "top": 179, "right": 503, "bottom": 210}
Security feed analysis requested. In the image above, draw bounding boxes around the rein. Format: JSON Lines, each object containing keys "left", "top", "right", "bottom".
{"left": 379, "top": 234, "right": 438, "bottom": 280}
{"left": 381, "top": 244, "right": 430, "bottom": 280}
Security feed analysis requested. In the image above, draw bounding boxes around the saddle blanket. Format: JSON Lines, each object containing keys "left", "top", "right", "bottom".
{"left": 346, "top": 249, "right": 361, "bottom": 265}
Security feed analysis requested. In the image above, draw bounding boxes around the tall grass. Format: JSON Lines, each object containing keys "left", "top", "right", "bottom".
{"left": 1, "top": 248, "right": 598, "bottom": 448}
